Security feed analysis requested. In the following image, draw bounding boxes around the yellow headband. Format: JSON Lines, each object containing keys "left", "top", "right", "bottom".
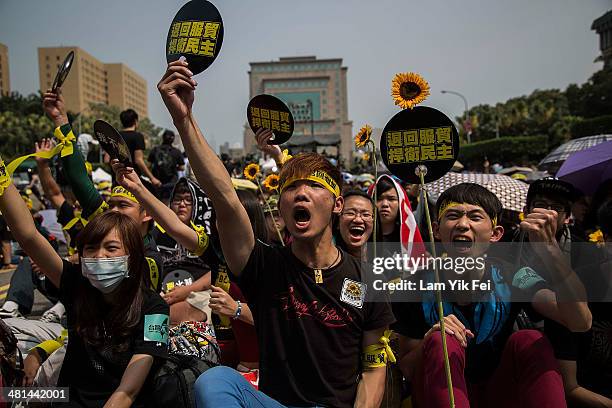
{"left": 437, "top": 201, "right": 497, "bottom": 227}
{"left": 111, "top": 186, "right": 139, "bottom": 204}
{"left": 280, "top": 170, "right": 340, "bottom": 197}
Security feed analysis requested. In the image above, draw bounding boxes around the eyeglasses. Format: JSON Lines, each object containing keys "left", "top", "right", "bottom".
{"left": 171, "top": 196, "right": 193, "bottom": 206}
{"left": 531, "top": 201, "right": 566, "bottom": 213}
{"left": 341, "top": 210, "right": 373, "bottom": 221}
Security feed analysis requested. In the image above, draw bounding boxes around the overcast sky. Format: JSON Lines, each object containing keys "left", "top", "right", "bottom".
{"left": 1, "top": 0, "right": 609, "bottom": 152}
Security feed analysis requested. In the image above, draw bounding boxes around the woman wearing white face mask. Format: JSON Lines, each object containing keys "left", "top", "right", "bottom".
{"left": 0, "top": 176, "right": 169, "bottom": 408}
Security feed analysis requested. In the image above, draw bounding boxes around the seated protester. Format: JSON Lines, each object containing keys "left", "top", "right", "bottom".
{"left": 394, "top": 183, "right": 592, "bottom": 408}
{"left": 111, "top": 163, "right": 212, "bottom": 325}
{"left": 0, "top": 197, "right": 60, "bottom": 319}
{"left": 546, "top": 199, "right": 612, "bottom": 406}
{"left": 157, "top": 59, "right": 395, "bottom": 408}
{"left": 335, "top": 189, "right": 376, "bottom": 260}
{"left": 0, "top": 178, "right": 169, "bottom": 407}
{"left": 41, "top": 89, "right": 164, "bottom": 293}
{"left": 371, "top": 174, "right": 425, "bottom": 282}
{"left": 514, "top": 177, "right": 601, "bottom": 273}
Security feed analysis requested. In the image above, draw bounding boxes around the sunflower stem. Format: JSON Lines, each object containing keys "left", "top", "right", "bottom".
{"left": 256, "top": 177, "right": 285, "bottom": 247}
{"left": 418, "top": 168, "right": 455, "bottom": 408}
{"left": 368, "top": 139, "right": 378, "bottom": 261}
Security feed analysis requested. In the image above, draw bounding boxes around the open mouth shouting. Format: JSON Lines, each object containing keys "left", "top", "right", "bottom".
{"left": 348, "top": 225, "right": 366, "bottom": 243}
{"left": 451, "top": 235, "right": 473, "bottom": 253}
{"left": 293, "top": 206, "right": 312, "bottom": 231}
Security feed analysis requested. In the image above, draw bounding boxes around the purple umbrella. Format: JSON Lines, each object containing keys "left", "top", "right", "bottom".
{"left": 556, "top": 140, "right": 612, "bottom": 195}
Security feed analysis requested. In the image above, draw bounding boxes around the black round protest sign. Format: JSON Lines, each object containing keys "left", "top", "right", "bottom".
{"left": 166, "top": 0, "right": 224, "bottom": 75}
{"left": 380, "top": 106, "right": 459, "bottom": 184}
{"left": 247, "top": 94, "right": 294, "bottom": 145}
{"left": 162, "top": 269, "right": 194, "bottom": 293}
{"left": 93, "top": 120, "right": 133, "bottom": 166}
{"left": 52, "top": 51, "right": 75, "bottom": 91}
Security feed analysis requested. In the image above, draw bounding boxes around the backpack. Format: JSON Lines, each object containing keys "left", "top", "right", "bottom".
{"left": 152, "top": 146, "right": 177, "bottom": 183}
{"left": 144, "top": 354, "right": 215, "bottom": 408}
{"left": 0, "top": 318, "right": 23, "bottom": 389}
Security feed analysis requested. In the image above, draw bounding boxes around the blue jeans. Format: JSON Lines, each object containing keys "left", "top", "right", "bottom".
{"left": 194, "top": 366, "right": 323, "bottom": 408}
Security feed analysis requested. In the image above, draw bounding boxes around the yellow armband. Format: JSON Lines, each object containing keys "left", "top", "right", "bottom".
{"left": 190, "top": 222, "right": 209, "bottom": 257}
{"left": 32, "top": 329, "right": 68, "bottom": 357}
{"left": 362, "top": 329, "right": 396, "bottom": 368}
{"left": 146, "top": 257, "right": 160, "bottom": 291}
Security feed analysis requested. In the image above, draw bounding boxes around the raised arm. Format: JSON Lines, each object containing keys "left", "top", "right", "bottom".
{"left": 522, "top": 208, "right": 592, "bottom": 332}
{"left": 157, "top": 61, "right": 253, "bottom": 275}
{"left": 35, "top": 138, "right": 65, "bottom": 209}
{"left": 0, "top": 182, "right": 63, "bottom": 287}
{"left": 42, "top": 89, "right": 105, "bottom": 219}
{"left": 111, "top": 160, "right": 200, "bottom": 252}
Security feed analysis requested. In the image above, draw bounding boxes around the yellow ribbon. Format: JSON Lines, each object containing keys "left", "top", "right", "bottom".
{"left": 53, "top": 126, "right": 75, "bottom": 158}
{"left": 190, "top": 221, "right": 209, "bottom": 257}
{"left": 0, "top": 127, "right": 76, "bottom": 196}
{"left": 63, "top": 210, "right": 88, "bottom": 231}
{"left": 362, "top": 329, "right": 396, "bottom": 368}
{"left": 280, "top": 170, "right": 340, "bottom": 197}
{"left": 280, "top": 149, "right": 293, "bottom": 165}
{"left": 33, "top": 329, "right": 68, "bottom": 356}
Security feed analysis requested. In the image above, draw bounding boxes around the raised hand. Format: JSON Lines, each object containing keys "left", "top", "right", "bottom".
{"left": 157, "top": 59, "right": 197, "bottom": 125}
{"left": 42, "top": 89, "right": 68, "bottom": 127}
{"left": 111, "top": 159, "right": 144, "bottom": 194}
{"left": 520, "top": 208, "right": 561, "bottom": 259}
{"left": 255, "top": 128, "right": 282, "bottom": 162}
{"left": 34, "top": 138, "right": 57, "bottom": 165}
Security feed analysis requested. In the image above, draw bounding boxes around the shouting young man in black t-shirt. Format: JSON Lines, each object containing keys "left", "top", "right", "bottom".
{"left": 157, "top": 60, "right": 394, "bottom": 408}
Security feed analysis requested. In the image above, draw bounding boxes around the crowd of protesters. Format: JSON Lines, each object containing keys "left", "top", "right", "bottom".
{"left": 0, "top": 60, "right": 610, "bottom": 408}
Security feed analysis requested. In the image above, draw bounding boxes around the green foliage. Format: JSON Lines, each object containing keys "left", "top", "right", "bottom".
{"left": 0, "top": 93, "right": 163, "bottom": 161}
{"left": 566, "top": 67, "right": 612, "bottom": 118}
{"left": 465, "top": 90, "right": 569, "bottom": 142}
{"left": 570, "top": 115, "right": 612, "bottom": 139}
{"left": 458, "top": 135, "right": 549, "bottom": 167}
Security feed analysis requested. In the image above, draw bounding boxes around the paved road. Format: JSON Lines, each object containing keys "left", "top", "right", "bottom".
{"left": 0, "top": 266, "right": 53, "bottom": 317}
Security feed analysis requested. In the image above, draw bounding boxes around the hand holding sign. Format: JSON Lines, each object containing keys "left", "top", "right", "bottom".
{"left": 247, "top": 95, "right": 294, "bottom": 145}
{"left": 52, "top": 51, "right": 75, "bottom": 93}
{"left": 166, "top": 0, "right": 224, "bottom": 75}
{"left": 93, "top": 120, "right": 133, "bottom": 166}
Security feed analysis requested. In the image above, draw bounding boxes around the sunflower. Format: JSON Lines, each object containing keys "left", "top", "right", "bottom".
{"left": 263, "top": 174, "right": 280, "bottom": 191}
{"left": 363, "top": 152, "right": 370, "bottom": 162}
{"left": 589, "top": 229, "right": 604, "bottom": 246}
{"left": 244, "top": 163, "right": 261, "bottom": 181}
{"left": 391, "top": 72, "right": 430, "bottom": 109}
{"left": 354, "top": 124, "right": 373, "bottom": 148}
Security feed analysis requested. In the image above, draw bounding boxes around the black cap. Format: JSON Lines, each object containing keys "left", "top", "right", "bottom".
{"left": 526, "top": 177, "right": 581, "bottom": 205}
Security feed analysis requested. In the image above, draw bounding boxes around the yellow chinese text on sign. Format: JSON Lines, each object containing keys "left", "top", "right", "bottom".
{"left": 168, "top": 20, "right": 220, "bottom": 58}
{"left": 385, "top": 126, "right": 454, "bottom": 164}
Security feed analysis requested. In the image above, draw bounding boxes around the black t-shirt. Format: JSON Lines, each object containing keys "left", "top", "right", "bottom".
{"left": 393, "top": 262, "right": 548, "bottom": 383}
{"left": 120, "top": 131, "right": 146, "bottom": 172}
{"left": 56, "top": 261, "right": 169, "bottom": 407}
{"left": 148, "top": 145, "right": 183, "bottom": 184}
{"left": 143, "top": 234, "right": 164, "bottom": 293}
{"left": 238, "top": 240, "right": 395, "bottom": 408}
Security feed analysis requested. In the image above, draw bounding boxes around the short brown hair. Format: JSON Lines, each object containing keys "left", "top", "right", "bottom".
{"left": 279, "top": 153, "right": 342, "bottom": 196}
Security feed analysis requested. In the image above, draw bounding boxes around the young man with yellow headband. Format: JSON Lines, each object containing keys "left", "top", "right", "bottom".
{"left": 393, "top": 183, "right": 591, "bottom": 407}
{"left": 158, "top": 60, "right": 394, "bottom": 408}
